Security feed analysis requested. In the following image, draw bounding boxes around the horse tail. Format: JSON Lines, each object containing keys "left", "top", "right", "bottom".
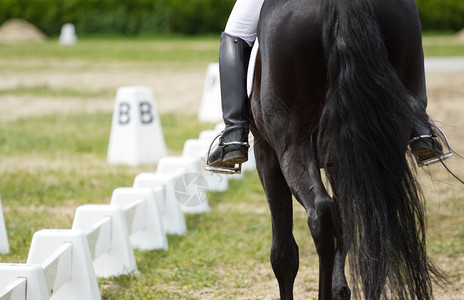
{"left": 318, "top": 0, "right": 444, "bottom": 298}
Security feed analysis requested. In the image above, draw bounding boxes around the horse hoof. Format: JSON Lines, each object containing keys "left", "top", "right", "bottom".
{"left": 332, "top": 286, "right": 351, "bottom": 300}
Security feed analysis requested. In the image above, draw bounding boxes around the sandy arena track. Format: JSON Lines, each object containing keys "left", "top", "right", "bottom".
{"left": 0, "top": 59, "right": 206, "bottom": 121}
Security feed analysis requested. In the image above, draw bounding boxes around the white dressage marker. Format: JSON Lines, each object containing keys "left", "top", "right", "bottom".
{"left": 26, "top": 229, "right": 101, "bottom": 300}
{"left": 107, "top": 86, "right": 167, "bottom": 166}
{"left": 242, "top": 133, "right": 256, "bottom": 172}
{"left": 72, "top": 205, "right": 137, "bottom": 278}
{"left": 0, "top": 276, "right": 27, "bottom": 300}
{"left": 0, "top": 196, "right": 9, "bottom": 254}
{"left": 198, "top": 63, "right": 223, "bottom": 123}
{"left": 0, "top": 264, "right": 49, "bottom": 300}
{"left": 110, "top": 187, "right": 168, "bottom": 250}
{"left": 133, "top": 173, "right": 187, "bottom": 235}
{"left": 59, "top": 23, "right": 77, "bottom": 45}
{"left": 157, "top": 156, "right": 210, "bottom": 213}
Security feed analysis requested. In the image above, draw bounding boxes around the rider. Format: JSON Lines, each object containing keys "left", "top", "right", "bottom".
{"left": 207, "top": 0, "right": 445, "bottom": 171}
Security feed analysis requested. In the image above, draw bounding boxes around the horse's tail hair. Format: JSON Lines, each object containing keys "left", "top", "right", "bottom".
{"left": 318, "top": 0, "right": 444, "bottom": 298}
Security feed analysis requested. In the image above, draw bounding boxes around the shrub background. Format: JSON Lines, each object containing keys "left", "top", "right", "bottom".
{"left": 0, "top": 0, "right": 463, "bottom": 36}
{"left": 0, "top": 0, "right": 236, "bottom": 36}
{"left": 415, "top": 0, "right": 464, "bottom": 31}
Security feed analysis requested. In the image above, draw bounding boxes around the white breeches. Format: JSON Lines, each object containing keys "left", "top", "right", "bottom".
{"left": 225, "top": 0, "right": 265, "bottom": 46}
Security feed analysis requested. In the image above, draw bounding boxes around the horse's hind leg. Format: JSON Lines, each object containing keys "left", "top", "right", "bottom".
{"left": 254, "top": 137, "right": 298, "bottom": 300}
{"left": 279, "top": 146, "right": 347, "bottom": 300}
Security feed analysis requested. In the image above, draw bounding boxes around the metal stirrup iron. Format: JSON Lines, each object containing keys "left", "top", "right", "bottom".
{"left": 411, "top": 126, "right": 453, "bottom": 166}
{"left": 204, "top": 133, "right": 248, "bottom": 175}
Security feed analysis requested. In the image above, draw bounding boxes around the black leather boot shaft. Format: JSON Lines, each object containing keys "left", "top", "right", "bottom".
{"left": 409, "top": 60, "right": 444, "bottom": 163}
{"left": 206, "top": 33, "right": 252, "bottom": 168}
{"left": 411, "top": 66, "right": 431, "bottom": 137}
{"left": 219, "top": 32, "right": 252, "bottom": 143}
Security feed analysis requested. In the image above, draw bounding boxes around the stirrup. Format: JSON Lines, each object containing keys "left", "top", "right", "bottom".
{"left": 204, "top": 133, "right": 247, "bottom": 175}
{"left": 410, "top": 126, "right": 453, "bottom": 166}
{"left": 204, "top": 163, "right": 243, "bottom": 175}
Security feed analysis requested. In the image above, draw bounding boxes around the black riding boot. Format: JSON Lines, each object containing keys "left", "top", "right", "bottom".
{"left": 207, "top": 33, "right": 252, "bottom": 168}
{"left": 409, "top": 68, "right": 444, "bottom": 163}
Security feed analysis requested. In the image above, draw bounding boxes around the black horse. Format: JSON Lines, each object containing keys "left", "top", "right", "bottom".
{"left": 250, "top": 0, "right": 445, "bottom": 298}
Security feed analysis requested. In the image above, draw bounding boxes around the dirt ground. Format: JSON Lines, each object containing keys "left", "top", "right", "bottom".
{"left": 0, "top": 59, "right": 463, "bottom": 298}
{"left": 0, "top": 59, "right": 206, "bottom": 121}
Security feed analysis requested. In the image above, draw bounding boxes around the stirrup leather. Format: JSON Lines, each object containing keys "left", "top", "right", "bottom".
{"left": 410, "top": 126, "right": 453, "bottom": 166}
{"left": 204, "top": 133, "right": 249, "bottom": 175}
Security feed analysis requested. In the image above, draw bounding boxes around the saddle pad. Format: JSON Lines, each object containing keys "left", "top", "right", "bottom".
{"left": 247, "top": 39, "right": 259, "bottom": 98}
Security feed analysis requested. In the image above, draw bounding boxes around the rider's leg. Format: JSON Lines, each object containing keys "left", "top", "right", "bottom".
{"left": 225, "top": 0, "right": 265, "bottom": 46}
{"left": 409, "top": 65, "right": 444, "bottom": 163}
{"left": 207, "top": 32, "right": 252, "bottom": 167}
{"left": 207, "top": 0, "right": 264, "bottom": 168}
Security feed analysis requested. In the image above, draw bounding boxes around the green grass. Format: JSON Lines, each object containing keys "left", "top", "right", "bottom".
{"left": 0, "top": 85, "right": 113, "bottom": 98}
{"left": 0, "top": 114, "right": 110, "bottom": 156}
{"left": 0, "top": 36, "right": 219, "bottom": 67}
{"left": 422, "top": 35, "right": 464, "bottom": 57}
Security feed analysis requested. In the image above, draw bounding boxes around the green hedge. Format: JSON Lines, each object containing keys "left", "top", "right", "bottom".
{"left": 0, "top": 0, "right": 236, "bottom": 36}
{"left": 416, "top": 0, "right": 464, "bottom": 31}
{"left": 0, "top": 0, "right": 462, "bottom": 36}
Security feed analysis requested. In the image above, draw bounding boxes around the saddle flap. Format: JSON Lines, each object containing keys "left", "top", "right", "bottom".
{"left": 247, "top": 40, "right": 259, "bottom": 98}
